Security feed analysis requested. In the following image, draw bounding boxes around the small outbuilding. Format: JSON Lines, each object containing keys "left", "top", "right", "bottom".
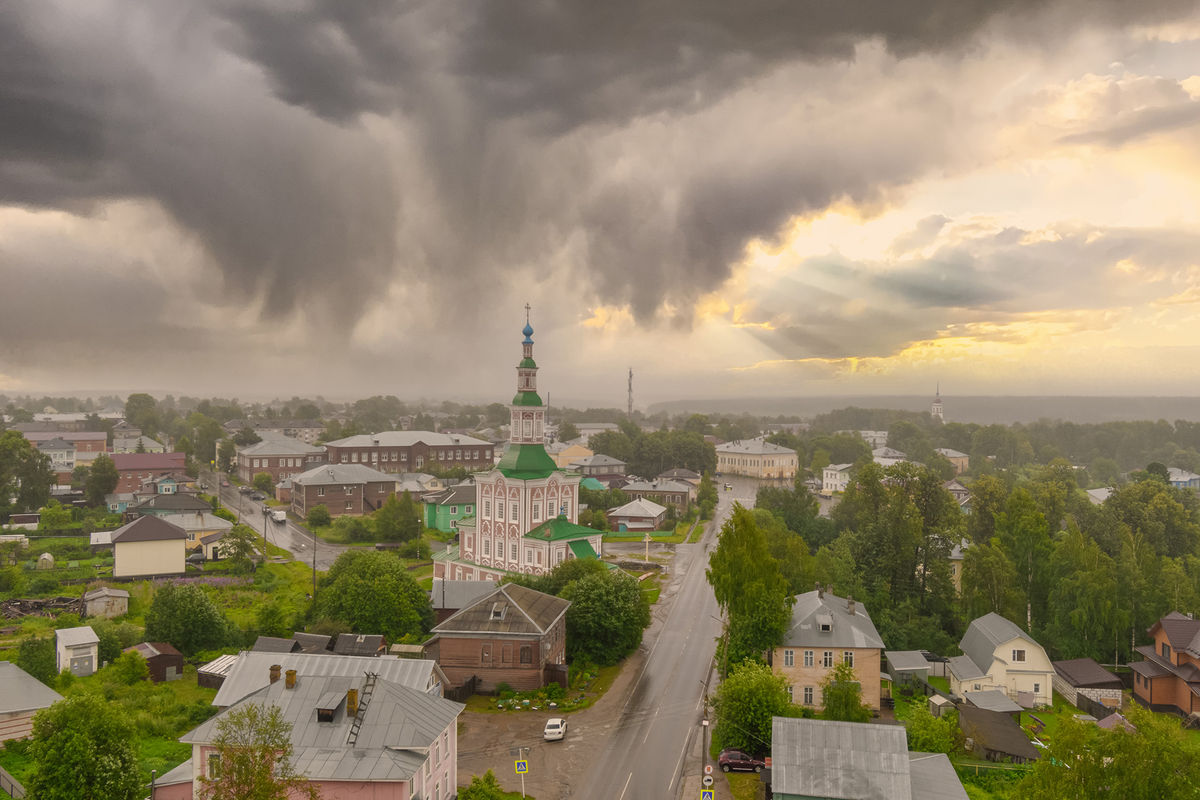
{"left": 958, "top": 705, "right": 1040, "bottom": 764}
{"left": 886, "top": 650, "right": 931, "bottom": 686}
{"left": 332, "top": 633, "right": 385, "bottom": 656}
{"left": 36, "top": 552, "right": 54, "bottom": 570}
{"left": 252, "top": 636, "right": 302, "bottom": 654}
{"left": 83, "top": 586, "right": 130, "bottom": 619}
{"left": 125, "top": 642, "right": 185, "bottom": 682}
{"left": 56, "top": 625, "right": 100, "bottom": 676}
{"left": 110, "top": 515, "right": 186, "bottom": 578}
{"left": 963, "top": 689, "right": 1024, "bottom": 719}
{"left": 1053, "top": 657, "right": 1124, "bottom": 708}
{"left": 0, "top": 662, "right": 63, "bottom": 741}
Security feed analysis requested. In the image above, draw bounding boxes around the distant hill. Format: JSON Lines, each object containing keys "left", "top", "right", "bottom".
{"left": 646, "top": 396, "right": 1200, "bottom": 425}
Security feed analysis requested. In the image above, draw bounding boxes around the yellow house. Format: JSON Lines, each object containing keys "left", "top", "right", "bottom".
{"left": 948, "top": 613, "right": 1054, "bottom": 707}
{"left": 111, "top": 515, "right": 186, "bottom": 578}
{"left": 716, "top": 437, "right": 798, "bottom": 480}
{"left": 771, "top": 588, "right": 885, "bottom": 711}
{"left": 548, "top": 441, "right": 593, "bottom": 468}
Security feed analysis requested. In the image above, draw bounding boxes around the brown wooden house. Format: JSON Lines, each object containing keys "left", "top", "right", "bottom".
{"left": 422, "top": 583, "right": 569, "bottom": 692}
{"left": 1132, "top": 611, "right": 1200, "bottom": 716}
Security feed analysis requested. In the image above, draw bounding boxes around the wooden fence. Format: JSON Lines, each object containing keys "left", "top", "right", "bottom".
{"left": 0, "top": 764, "right": 25, "bottom": 799}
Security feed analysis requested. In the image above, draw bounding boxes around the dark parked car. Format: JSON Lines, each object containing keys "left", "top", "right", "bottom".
{"left": 718, "top": 749, "right": 765, "bottom": 773}
{"left": 238, "top": 485, "right": 253, "bottom": 494}
{"left": 250, "top": 491, "right": 266, "bottom": 501}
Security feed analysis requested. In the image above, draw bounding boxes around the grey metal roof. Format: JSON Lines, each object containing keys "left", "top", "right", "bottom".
{"left": 0, "top": 661, "right": 63, "bottom": 713}
{"left": 239, "top": 437, "right": 324, "bottom": 456}
{"left": 781, "top": 590, "right": 885, "bottom": 650}
{"left": 82, "top": 586, "right": 129, "bottom": 601}
{"left": 1053, "top": 658, "right": 1122, "bottom": 689}
{"left": 425, "top": 484, "right": 477, "bottom": 507}
{"left": 333, "top": 633, "right": 385, "bottom": 655}
{"left": 907, "top": 753, "right": 969, "bottom": 800}
{"left": 292, "top": 632, "right": 333, "bottom": 653}
{"left": 430, "top": 578, "right": 497, "bottom": 611}
{"left": 963, "top": 690, "right": 1023, "bottom": 713}
{"left": 608, "top": 498, "right": 668, "bottom": 518}
{"left": 110, "top": 515, "right": 187, "bottom": 543}
{"left": 183, "top": 675, "right": 463, "bottom": 782}
{"left": 198, "top": 653, "right": 240, "bottom": 678}
{"left": 622, "top": 479, "right": 692, "bottom": 494}
{"left": 131, "top": 493, "right": 212, "bottom": 512}
{"left": 716, "top": 438, "right": 796, "bottom": 455}
{"left": 570, "top": 454, "right": 626, "bottom": 467}
{"left": 169, "top": 511, "right": 234, "bottom": 532}
{"left": 432, "top": 583, "right": 570, "bottom": 636}
{"left": 960, "top": 613, "right": 1041, "bottom": 677}
{"left": 293, "top": 463, "right": 396, "bottom": 486}
{"left": 211, "top": 651, "right": 442, "bottom": 707}
{"left": 885, "top": 651, "right": 930, "bottom": 672}
{"left": 154, "top": 757, "right": 193, "bottom": 786}
{"left": 772, "top": 717, "right": 911, "bottom": 800}
{"left": 55, "top": 625, "right": 99, "bottom": 647}
{"left": 326, "top": 431, "right": 489, "bottom": 448}
{"left": 253, "top": 636, "right": 302, "bottom": 653}
{"left": 946, "top": 655, "right": 987, "bottom": 682}
{"left": 934, "top": 448, "right": 968, "bottom": 459}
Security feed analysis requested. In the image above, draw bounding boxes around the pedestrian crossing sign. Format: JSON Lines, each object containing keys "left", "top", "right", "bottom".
{"left": 515, "top": 760, "right": 529, "bottom": 774}
{"left": 701, "top": 791, "right": 714, "bottom": 800}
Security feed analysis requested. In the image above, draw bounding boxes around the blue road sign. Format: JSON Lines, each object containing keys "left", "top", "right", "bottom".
{"left": 701, "top": 791, "right": 714, "bottom": 800}
{"left": 515, "top": 760, "right": 529, "bottom": 774}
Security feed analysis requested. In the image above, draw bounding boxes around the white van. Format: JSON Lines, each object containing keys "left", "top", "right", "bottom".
{"left": 270, "top": 509, "right": 287, "bottom": 523}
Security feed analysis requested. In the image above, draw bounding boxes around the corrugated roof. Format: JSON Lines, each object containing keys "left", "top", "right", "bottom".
{"left": 885, "top": 651, "right": 930, "bottom": 672}
{"left": 110, "top": 515, "right": 187, "bottom": 543}
{"left": 293, "top": 463, "right": 396, "bottom": 486}
{"left": 771, "top": 717, "right": 911, "bottom": 800}
{"left": 523, "top": 516, "right": 599, "bottom": 543}
{"left": 82, "top": 586, "right": 129, "bottom": 600}
{"left": 433, "top": 583, "right": 569, "bottom": 636}
{"left": 907, "top": 753, "right": 969, "bottom": 800}
{"left": 957, "top": 705, "right": 1040, "bottom": 762}
{"left": 170, "top": 511, "right": 234, "bottom": 532}
{"left": 333, "top": 633, "right": 385, "bottom": 656}
{"left": 56, "top": 626, "right": 99, "bottom": 647}
{"left": 131, "top": 493, "right": 212, "bottom": 512}
{"left": 253, "top": 636, "right": 302, "bottom": 653}
{"left": 716, "top": 438, "right": 796, "bottom": 456}
{"left": 183, "top": 675, "right": 464, "bottom": 782}
{"left": 963, "top": 690, "right": 1023, "bottom": 713}
{"left": 568, "top": 539, "right": 599, "bottom": 560}
{"left": 239, "top": 437, "right": 324, "bottom": 456}
{"left": 126, "top": 641, "right": 182, "bottom": 659}
{"left": 110, "top": 452, "right": 186, "bottom": 470}
{"left": 622, "top": 479, "right": 692, "bottom": 494}
{"left": 211, "top": 652, "right": 442, "bottom": 707}
{"left": 570, "top": 454, "right": 626, "bottom": 467}
{"left": 326, "top": 431, "right": 489, "bottom": 448}
{"left": 0, "top": 661, "right": 63, "bottom": 714}
{"left": 608, "top": 498, "right": 668, "bottom": 518}
{"left": 430, "top": 578, "right": 497, "bottom": 611}
{"left": 781, "top": 590, "right": 885, "bottom": 650}
{"left": 947, "top": 655, "right": 987, "bottom": 682}
{"left": 425, "top": 484, "right": 477, "bottom": 507}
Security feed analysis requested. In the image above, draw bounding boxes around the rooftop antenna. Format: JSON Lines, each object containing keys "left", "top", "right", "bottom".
{"left": 627, "top": 368, "right": 634, "bottom": 417}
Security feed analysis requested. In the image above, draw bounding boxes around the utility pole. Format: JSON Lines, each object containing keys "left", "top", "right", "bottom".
{"left": 627, "top": 368, "right": 633, "bottom": 417}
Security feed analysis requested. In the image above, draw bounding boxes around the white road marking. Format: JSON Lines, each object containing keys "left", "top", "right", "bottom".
{"left": 618, "top": 771, "right": 634, "bottom": 800}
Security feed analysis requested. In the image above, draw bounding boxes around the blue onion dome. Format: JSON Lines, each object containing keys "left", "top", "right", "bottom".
{"left": 522, "top": 322, "right": 534, "bottom": 342}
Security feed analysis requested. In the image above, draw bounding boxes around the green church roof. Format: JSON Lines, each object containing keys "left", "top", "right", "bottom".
{"left": 524, "top": 516, "right": 600, "bottom": 542}
{"left": 496, "top": 443, "right": 558, "bottom": 478}
{"left": 519, "top": 357, "right": 538, "bottom": 368}
{"left": 567, "top": 539, "right": 599, "bottom": 560}
{"left": 511, "top": 391, "right": 543, "bottom": 407}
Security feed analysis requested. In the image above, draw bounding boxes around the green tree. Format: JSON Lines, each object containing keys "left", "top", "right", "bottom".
{"left": 1017, "top": 705, "right": 1200, "bottom": 799}
{"left": 966, "top": 473, "right": 1010, "bottom": 545}
{"left": 85, "top": 453, "right": 119, "bottom": 507}
{"left": 900, "top": 703, "right": 961, "bottom": 754}
{"left": 233, "top": 425, "right": 262, "bottom": 446}
{"left": 373, "top": 493, "right": 406, "bottom": 541}
{"left": 563, "top": 571, "right": 650, "bottom": 665}
{"left": 124, "top": 392, "right": 159, "bottom": 436}
{"left": 69, "top": 463, "right": 90, "bottom": 489}
{"left": 107, "top": 650, "right": 150, "bottom": 685}
{"left": 1146, "top": 461, "right": 1170, "bottom": 483}
{"left": 995, "top": 488, "right": 1053, "bottom": 632}
{"left": 960, "top": 538, "right": 1021, "bottom": 621}
{"left": 37, "top": 499, "right": 74, "bottom": 530}
{"left": 394, "top": 490, "right": 423, "bottom": 542}
{"left": 220, "top": 524, "right": 262, "bottom": 572}
{"left": 26, "top": 694, "right": 142, "bottom": 800}
{"left": 307, "top": 505, "right": 332, "bottom": 527}
{"left": 17, "top": 635, "right": 56, "bottom": 686}
{"left": 199, "top": 702, "right": 321, "bottom": 800}
{"left": 0, "top": 430, "right": 55, "bottom": 519}
{"left": 707, "top": 505, "right": 793, "bottom": 665}
{"left": 697, "top": 471, "right": 718, "bottom": 519}
{"left": 711, "top": 659, "right": 797, "bottom": 757}
{"left": 217, "top": 438, "right": 238, "bottom": 472}
{"left": 145, "top": 582, "right": 233, "bottom": 655}
{"left": 252, "top": 472, "right": 274, "bottom": 494}
{"left": 316, "top": 550, "right": 433, "bottom": 642}
{"left": 459, "top": 770, "right": 507, "bottom": 800}
{"left": 557, "top": 421, "right": 580, "bottom": 441}
{"left": 819, "top": 660, "right": 871, "bottom": 722}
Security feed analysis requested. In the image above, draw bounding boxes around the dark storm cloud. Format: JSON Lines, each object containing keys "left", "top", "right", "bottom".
{"left": 3, "top": 0, "right": 1199, "bottom": 345}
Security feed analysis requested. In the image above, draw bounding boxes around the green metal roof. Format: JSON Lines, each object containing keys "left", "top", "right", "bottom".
{"left": 519, "top": 357, "right": 538, "bottom": 368}
{"left": 567, "top": 539, "right": 599, "bottom": 560}
{"left": 580, "top": 477, "right": 607, "bottom": 491}
{"left": 524, "top": 516, "right": 599, "bottom": 542}
{"left": 496, "top": 443, "right": 557, "bottom": 478}
{"left": 511, "top": 391, "right": 543, "bottom": 407}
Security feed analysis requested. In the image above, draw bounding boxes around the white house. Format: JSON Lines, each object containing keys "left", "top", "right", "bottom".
{"left": 872, "top": 447, "right": 909, "bottom": 467}
{"left": 948, "top": 613, "right": 1053, "bottom": 707}
{"left": 110, "top": 515, "right": 187, "bottom": 578}
{"left": 821, "top": 464, "right": 852, "bottom": 496}
{"left": 55, "top": 625, "right": 100, "bottom": 676}
{"left": 0, "top": 662, "right": 63, "bottom": 741}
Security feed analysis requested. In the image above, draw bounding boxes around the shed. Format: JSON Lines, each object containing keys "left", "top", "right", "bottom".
{"left": 963, "top": 690, "right": 1024, "bottom": 718}
{"left": 332, "top": 633, "right": 385, "bottom": 656}
{"left": 1053, "top": 657, "right": 1124, "bottom": 708}
{"left": 0, "top": 662, "right": 63, "bottom": 741}
{"left": 291, "top": 632, "right": 333, "bottom": 654}
{"left": 125, "top": 642, "right": 184, "bottom": 682}
{"left": 55, "top": 625, "right": 100, "bottom": 676}
{"left": 886, "top": 650, "right": 931, "bottom": 685}
{"left": 253, "top": 635, "right": 302, "bottom": 654}
{"left": 197, "top": 653, "right": 240, "bottom": 689}
{"left": 37, "top": 552, "right": 54, "bottom": 570}
{"left": 83, "top": 586, "right": 130, "bottom": 619}
{"left": 958, "top": 705, "right": 1040, "bottom": 764}
{"left": 929, "top": 694, "right": 954, "bottom": 718}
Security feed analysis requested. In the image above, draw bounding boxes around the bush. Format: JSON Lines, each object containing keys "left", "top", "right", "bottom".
{"left": 397, "top": 538, "right": 432, "bottom": 559}
{"left": 307, "top": 505, "right": 332, "bottom": 528}
{"left": 28, "top": 575, "right": 61, "bottom": 595}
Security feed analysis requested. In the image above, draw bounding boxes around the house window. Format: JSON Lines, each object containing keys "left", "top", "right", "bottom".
{"left": 1163, "top": 642, "right": 1172, "bottom": 660}
{"left": 317, "top": 487, "right": 325, "bottom": 496}
{"left": 352, "top": 452, "right": 358, "bottom": 462}
{"left": 520, "top": 646, "right": 532, "bottom": 664}
{"left": 425, "top": 757, "right": 431, "bottom": 778}
{"left": 804, "top": 650, "right": 814, "bottom": 667}
{"left": 823, "top": 651, "right": 833, "bottom": 668}
{"left": 1033, "top": 682, "right": 1041, "bottom": 694}
{"left": 207, "top": 753, "right": 221, "bottom": 778}
{"left": 345, "top": 502, "right": 352, "bottom": 511}
{"left": 341, "top": 454, "right": 348, "bottom": 463}
{"left": 378, "top": 485, "right": 386, "bottom": 493}
{"left": 843, "top": 651, "right": 854, "bottom": 667}
{"left": 450, "top": 506, "right": 457, "bottom": 514}
{"left": 786, "top": 685, "right": 793, "bottom": 701}
{"left": 433, "top": 740, "right": 440, "bottom": 764}
{"left": 803, "top": 686, "right": 813, "bottom": 705}
{"left": 784, "top": 649, "right": 794, "bottom": 667}
{"left": 1011, "top": 649, "right": 1026, "bottom": 663}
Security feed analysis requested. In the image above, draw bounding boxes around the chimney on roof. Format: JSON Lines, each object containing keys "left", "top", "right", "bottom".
{"left": 285, "top": 669, "right": 297, "bottom": 689}
{"left": 847, "top": 595, "right": 855, "bottom": 615}
{"left": 347, "top": 688, "right": 359, "bottom": 717}
{"left": 269, "top": 664, "right": 281, "bottom": 684}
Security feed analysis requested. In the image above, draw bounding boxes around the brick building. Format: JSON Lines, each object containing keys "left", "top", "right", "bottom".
{"left": 111, "top": 452, "right": 188, "bottom": 493}
{"left": 620, "top": 478, "right": 693, "bottom": 512}
{"left": 290, "top": 463, "right": 399, "bottom": 519}
{"left": 324, "top": 431, "right": 494, "bottom": 474}
{"left": 423, "top": 583, "right": 569, "bottom": 692}
{"left": 236, "top": 435, "right": 326, "bottom": 484}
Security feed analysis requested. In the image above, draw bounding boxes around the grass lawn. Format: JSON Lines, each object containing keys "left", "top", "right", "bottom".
{"left": 726, "top": 772, "right": 762, "bottom": 800}
{"left": 687, "top": 521, "right": 707, "bottom": 543}
{"left": 928, "top": 675, "right": 950, "bottom": 692}
{"left": 1019, "top": 692, "right": 1075, "bottom": 742}
{"left": 462, "top": 662, "right": 623, "bottom": 715}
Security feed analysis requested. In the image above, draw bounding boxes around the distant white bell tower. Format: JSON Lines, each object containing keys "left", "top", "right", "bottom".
{"left": 931, "top": 383, "right": 944, "bottom": 423}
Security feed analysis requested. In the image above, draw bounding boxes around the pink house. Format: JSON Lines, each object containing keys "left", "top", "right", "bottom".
{"left": 155, "top": 670, "right": 463, "bottom": 799}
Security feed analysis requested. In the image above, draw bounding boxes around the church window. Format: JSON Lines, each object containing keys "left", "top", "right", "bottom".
{"left": 511, "top": 543, "right": 518, "bottom": 561}
{"left": 512, "top": 503, "right": 519, "bottom": 520}
{"left": 498, "top": 503, "right": 504, "bottom": 520}
{"left": 483, "top": 540, "right": 490, "bottom": 556}
{"left": 526, "top": 549, "right": 534, "bottom": 564}
{"left": 524, "top": 420, "right": 532, "bottom": 438}
{"left": 536, "top": 551, "right": 542, "bottom": 565}
{"left": 484, "top": 501, "right": 490, "bottom": 517}
{"left": 532, "top": 505, "right": 540, "bottom": 522}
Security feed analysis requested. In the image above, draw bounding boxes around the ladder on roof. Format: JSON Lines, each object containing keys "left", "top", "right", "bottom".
{"left": 346, "top": 672, "right": 378, "bottom": 746}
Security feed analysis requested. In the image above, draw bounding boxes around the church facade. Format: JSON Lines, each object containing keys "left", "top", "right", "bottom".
{"left": 433, "top": 314, "right": 602, "bottom": 582}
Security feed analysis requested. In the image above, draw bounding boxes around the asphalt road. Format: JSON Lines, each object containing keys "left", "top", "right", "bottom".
{"left": 575, "top": 479, "right": 757, "bottom": 800}
{"left": 201, "top": 470, "right": 347, "bottom": 571}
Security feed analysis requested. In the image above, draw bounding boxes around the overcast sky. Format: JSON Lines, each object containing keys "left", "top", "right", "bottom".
{"left": 3, "top": 1, "right": 1200, "bottom": 408}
